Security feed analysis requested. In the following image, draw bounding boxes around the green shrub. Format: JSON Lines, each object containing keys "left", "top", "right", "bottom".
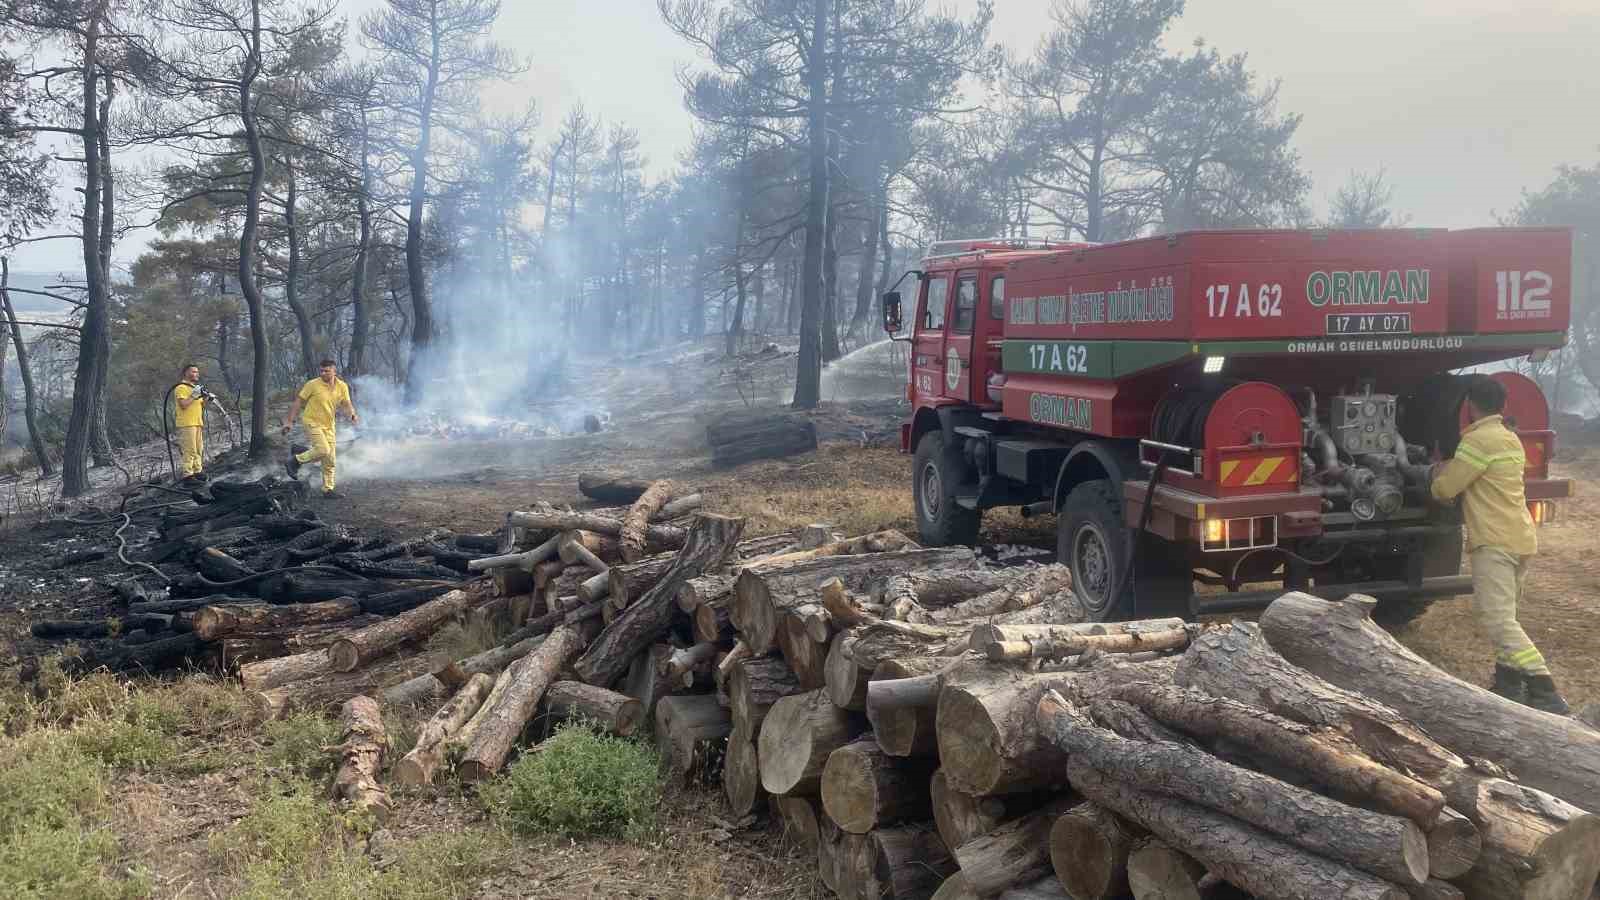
{"left": 258, "top": 711, "right": 342, "bottom": 779}
{"left": 481, "top": 722, "right": 661, "bottom": 841}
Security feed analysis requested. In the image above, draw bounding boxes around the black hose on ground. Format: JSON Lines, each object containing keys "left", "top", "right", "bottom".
{"left": 161, "top": 381, "right": 184, "bottom": 483}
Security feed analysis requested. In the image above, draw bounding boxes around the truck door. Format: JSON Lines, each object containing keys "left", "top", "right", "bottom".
{"left": 913, "top": 272, "right": 951, "bottom": 400}
{"left": 944, "top": 271, "right": 980, "bottom": 401}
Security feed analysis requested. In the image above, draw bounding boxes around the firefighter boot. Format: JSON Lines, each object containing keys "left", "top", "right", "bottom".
{"left": 1490, "top": 664, "right": 1524, "bottom": 703}
{"left": 1522, "top": 674, "right": 1571, "bottom": 716}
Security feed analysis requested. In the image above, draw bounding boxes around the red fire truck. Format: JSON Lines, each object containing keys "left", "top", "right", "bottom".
{"left": 884, "top": 229, "right": 1573, "bottom": 623}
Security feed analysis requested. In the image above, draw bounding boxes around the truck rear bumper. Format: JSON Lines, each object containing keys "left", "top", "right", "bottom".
{"left": 1191, "top": 574, "right": 1473, "bottom": 616}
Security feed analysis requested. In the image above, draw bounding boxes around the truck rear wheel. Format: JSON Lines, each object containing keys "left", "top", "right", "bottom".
{"left": 913, "top": 431, "right": 981, "bottom": 546}
{"left": 1059, "top": 480, "right": 1192, "bottom": 622}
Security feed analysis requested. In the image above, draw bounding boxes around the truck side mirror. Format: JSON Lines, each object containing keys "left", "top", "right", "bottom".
{"left": 882, "top": 291, "right": 903, "bottom": 334}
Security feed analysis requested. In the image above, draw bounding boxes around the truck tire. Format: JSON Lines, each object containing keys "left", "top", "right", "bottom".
{"left": 1371, "top": 527, "right": 1464, "bottom": 628}
{"left": 912, "top": 431, "right": 981, "bottom": 546}
{"left": 1059, "top": 480, "right": 1192, "bottom": 622}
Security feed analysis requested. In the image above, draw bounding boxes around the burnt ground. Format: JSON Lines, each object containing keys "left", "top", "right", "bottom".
{"left": 2, "top": 336, "right": 1598, "bottom": 897}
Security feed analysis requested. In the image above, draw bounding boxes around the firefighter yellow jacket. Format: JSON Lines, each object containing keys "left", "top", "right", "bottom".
{"left": 1431, "top": 414, "right": 1537, "bottom": 556}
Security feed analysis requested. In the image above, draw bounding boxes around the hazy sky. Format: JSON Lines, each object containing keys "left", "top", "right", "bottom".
{"left": 13, "top": 0, "right": 1600, "bottom": 272}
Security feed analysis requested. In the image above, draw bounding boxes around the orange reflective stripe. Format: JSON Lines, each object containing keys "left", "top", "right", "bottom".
{"left": 1220, "top": 460, "right": 1240, "bottom": 482}
{"left": 1243, "top": 456, "right": 1286, "bottom": 487}
{"left": 1218, "top": 454, "right": 1296, "bottom": 488}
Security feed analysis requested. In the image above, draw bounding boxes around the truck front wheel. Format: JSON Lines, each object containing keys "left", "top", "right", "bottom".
{"left": 913, "top": 431, "right": 981, "bottom": 546}
{"left": 1059, "top": 480, "right": 1192, "bottom": 622}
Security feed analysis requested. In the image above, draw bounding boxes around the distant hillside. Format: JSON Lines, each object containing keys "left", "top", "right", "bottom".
{"left": 1, "top": 270, "right": 76, "bottom": 315}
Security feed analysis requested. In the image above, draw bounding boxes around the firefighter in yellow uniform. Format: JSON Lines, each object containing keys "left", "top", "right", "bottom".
{"left": 173, "top": 364, "right": 209, "bottom": 479}
{"left": 1430, "top": 375, "right": 1569, "bottom": 715}
{"left": 282, "top": 359, "right": 359, "bottom": 498}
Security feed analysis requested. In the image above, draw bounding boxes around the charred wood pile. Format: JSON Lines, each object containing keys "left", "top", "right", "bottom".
{"left": 26, "top": 472, "right": 1600, "bottom": 900}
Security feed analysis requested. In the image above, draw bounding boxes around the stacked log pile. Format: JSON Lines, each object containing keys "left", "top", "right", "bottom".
{"left": 31, "top": 472, "right": 1600, "bottom": 900}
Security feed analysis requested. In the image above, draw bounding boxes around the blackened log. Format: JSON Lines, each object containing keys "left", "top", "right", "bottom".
{"left": 257, "top": 573, "right": 376, "bottom": 604}
{"left": 358, "top": 583, "right": 457, "bottom": 616}
{"left": 197, "top": 548, "right": 255, "bottom": 582}
{"left": 453, "top": 533, "right": 500, "bottom": 553}
{"left": 579, "top": 473, "right": 653, "bottom": 504}
{"left": 32, "top": 620, "right": 111, "bottom": 639}
{"left": 89, "top": 632, "right": 204, "bottom": 673}
{"left": 128, "top": 594, "right": 254, "bottom": 616}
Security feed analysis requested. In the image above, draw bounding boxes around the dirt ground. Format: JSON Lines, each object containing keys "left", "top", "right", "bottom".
{"left": 3, "top": 337, "right": 1597, "bottom": 897}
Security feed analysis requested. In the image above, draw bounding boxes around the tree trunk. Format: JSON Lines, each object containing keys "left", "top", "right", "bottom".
{"left": 283, "top": 158, "right": 315, "bottom": 377}
{"left": 655, "top": 693, "right": 732, "bottom": 786}
{"left": 333, "top": 695, "right": 390, "bottom": 820}
{"left": 881, "top": 566, "right": 1048, "bottom": 622}
{"left": 733, "top": 547, "right": 975, "bottom": 655}
{"left": 573, "top": 514, "right": 745, "bottom": 687}
{"left": 821, "top": 738, "right": 935, "bottom": 833}
{"left": 1070, "top": 762, "right": 1409, "bottom": 900}
{"left": 850, "top": 202, "right": 881, "bottom": 341}
{"left": 1037, "top": 689, "right": 1430, "bottom": 886}
{"left": 0, "top": 262, "right": 53, "bottom": 476}
{"left": 1051, "top": 803, "right": 1143, "bottom": 900}
{"left": 952, "top": 797, "right": 1080, "bottom": 896}
{"left": 401, "top": 12, "right": 440, "bottom": 401}
{"left": 240, "top": 647, "right": 329, "bottom": 691}
{"left": 936, "top": 669, "right": 1079, "bottom": 796}
{"left": 822, "top": 193, "right": 841, "bottom": 363}
{"left": 457, "top": 625, "right": 586, "bottom": 781}
{"left": 544, "top": 681, "right": 642, "bottom": 736}
{"left": 193, "top": 598, "right": 362, "bottom": 642}
{"left": 393, "top": 672, "right": 493, "bottom": 786}
{"left": 758, "top": 688, "right": 864, "bottom": 796}
{"left": 792, "top": 0, "right": 828, "bottom": 409}
{"left": 327, "top": 589, "right": 472, "bottom": 672}
{"left": 347, "top": 105, "right": 373, "bottom": 379}
{"left": 62, "top": 12, "right": 109, "bottom": 494}
{"left": 1259, "top": 593, "right": 1600, "bottom": 815}
{"left": 238, "top": 2, "right": 271, "bottom": 459}
{"left": 621, "top": 479, "right": 674, "bottom": 563}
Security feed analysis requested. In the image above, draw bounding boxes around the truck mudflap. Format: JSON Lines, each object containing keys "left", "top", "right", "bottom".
{"left": 1191, "top": 575, "right": 1473, "bottom": 617}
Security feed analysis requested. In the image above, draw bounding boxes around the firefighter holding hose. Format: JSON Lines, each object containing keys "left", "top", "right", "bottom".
{"left": 283, "top": 359, "right": 359, "bottom": 498}
{"left": 1430, "top": 375, "right": 1570, "bottom": 715}
{"left": 173, "top": 364, "right": 210, "bottom": 480}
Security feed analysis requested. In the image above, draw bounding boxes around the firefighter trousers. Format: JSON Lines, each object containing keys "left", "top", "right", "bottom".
{"left": 1469, "top": 546, "right": 1550, "bottom": 676}
{"left": 295, "top": 424, "right": 337, "bottom": 492}
{"left": 177, "top": 426, "right": 204, "bottom": 477}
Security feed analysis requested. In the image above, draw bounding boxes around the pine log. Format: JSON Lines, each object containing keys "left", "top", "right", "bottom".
{"left": 952, "top": 796, "right": 1079, "bottom": 895}
{"left": 261, "top": 653, "right": 446, "bottom": 719}
{"left": 1259, "top": 592, "right": 1600, "bottom": 813}
{"left": 753, "top": 529, "right": 919, "bottom": 568}
{"left": 452, "top": 663, "right": 514, "bottom": 754}
{"left": 1426, "top": 807, "right": 1482, "bottom": 881}
{"left": 1038, "top": 689, "right": 1430, "bottom": 885}
{"left": 333, "top": 695, "right": 390, "bottom": 820}
{"left": 971, "top": 616, "right": 1186, "bottom": 653}
{"left": 621, "top": 479, "right": 675, "bottom": 563}
{"left": 239, "top": 647, "right": 329, "bottom": 691}
{"left": 1051, "top": 803, "right": 1143, "bottom": 900}
{"left": 393, "top": 672, "right": 495, "bottom": 786}
{"left": 707, "top": 412, "right": 818, "bottom": 468}
{"left": 191, "top": 598, "right": 362, "bottom": 642}
{"left": 661, "top": 642, "right": 719, "bottom": 686}
{"left": 197, "top": 547, "right": 256, "bottom": 582}
{"left": 657, "top": 492, "right": 702, "bottom": 520}
{"left": 732, "top": 547, "right": 977, "bottom": 655}
{"left": 606, "top": 553, "right": 678, "bottom": 611}
{"left": 867, "top": 658, "right": 948, "bottom": 757}
{"left": 879, "top": 567, "right": 1030, "bottom": 622}
{"left": 1127, "top": 840, "right": 1212, "bottom": 900}
{"left": 655, "top": 693, "right": 732, "bottom": 786}
{"left": 728, "top": 655, "right": 804, "bottom": 739}
{"left": 724, "top": 734, "right": 766, "bottom": 818}
{"left": 544, "top": 681, "right": 642, "bottom": 736}
{"left": 127, "top": 593, "right": 253, "bottom": 616}
{"left": 1411, "top": 881, "right": 1467, "bottom": 900}
{"left": 532, "top": 560, "right": 566, "bottom": 594}
{"left": 776, "top": 795, "right": 823, "bottom": 853}
{"left": 869, "top": 824, "right": 956, "bottom": 900}
{"left": 1110, "top": 680, "right": 1445, "bottom": 827}
{"left": 758, "top": 689, "right": 865, "bottom": 796}
{"left": 692, "top": 598, "right": 733, "bottom": 643}
{"left": 818, "top": 816, "right": 846, "bottom": 896}
{"left": 921, "top": 565, "right": 1076, "bottom": 624}
{"left": 678, "top": 574, "right": 735, "bottom": 614}
{"left": 838, "top": 831, "right": 881, "bottom": 900}
{"left": 457, "top": 625, "right": 586, "bottom": 781}
{"left": 821, "top": 739, "right": 936, "bottom": 833}
{"left": 573, "top": 514, "right": 746, "bottom": 687}
{"left": 579, "top": 570, "right": 610, "bottom": 604}
{"left": 467, "top": 533, "right": 562, "bottom": 574}
{"left": 777, "top": 612, "right": 829, "bottom": 689}
{"left": 327, "top": 589, "right": 473, "bottom": 673}
{"left": 507, "top": 509, "right": 685, "bottom": 551}
{"left": 829, "top": 623, "right": 971, "bottom": 711}
{"left": 936, "top": 666, "right": 1095, "bottom": 796}
{"left": 623, "top": 643, "right": 676, "bottom": 721}
{"left": 927, "top": 767, "right": 1051, "bottom": 860}
{"left": 560, "top": 530, "right": 618, "bottom": 567}
{"left": 1070, "top": 761, "right": 1408, "bottom": 900}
